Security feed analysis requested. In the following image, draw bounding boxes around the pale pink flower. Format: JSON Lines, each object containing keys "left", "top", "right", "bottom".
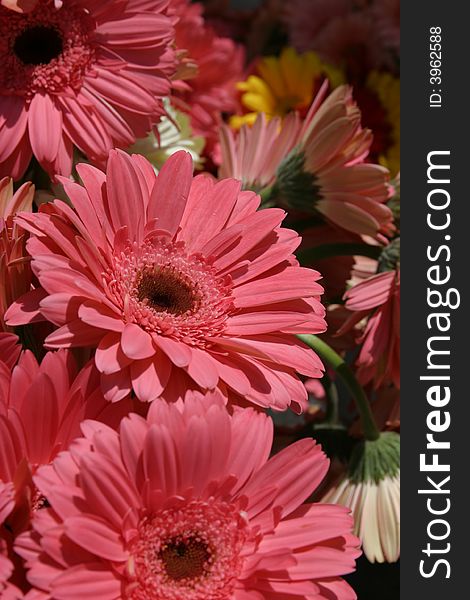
{"left": 323, "top": 472, "right": 400, "bottom": 564}
{"left": 18, "top": 395, "right": 360, "bottom": 599}
{"left": 340, "top": 270, "right": 400, "bottom": 389}
{"left": 322, "top": 431, "right": 400, "bottom": 564}
{"left": 220, "top": 84, "right": 393, "bottom": 238}
{"left": 7, "top": 150, "right": 326, "bottom": 410}
{"left": 1, "top": 177, "right": 35, "bottom": 331}
{"left": 171, "top": 0, "right": 244, "bottom": 161}
{"left": 0, "top": 0, "right": 175, "bottom": 179}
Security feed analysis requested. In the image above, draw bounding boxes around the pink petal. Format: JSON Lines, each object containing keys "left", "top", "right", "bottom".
{"left": 78, "top": 302, "right": 124, "bottom": 332}
{"left": 79, "top": 452, "right": 139, "bottom": 528}
{"left": 106, "top": 150, "right": 145, "bottom": 240}
{"left": 51, "top": 563, "right": 121, "bottom": 599}
{"left": 19, "top": 372, "right": 58, "bottom": 465}
{"left": 65, "top": 515, "right": 127, "bottom": 562}
{"left": 142, "top": 425, "right": 179, "bottom": 499}
{"left": 84, "top": 67, "right": 157, "bottom": 115}
{"left": 147, "top": 151, "right": 193, "bottom": 235}
{"left": 179, "top": 177, "right": 241, "bottom": 252}
{"left": 130, "top": 352, "right": 171, "bottom": 402}
{"left": 0, "top": 96, "right": 28, "bottom": 162}
{"left": 244, "top": 439, "right": 329, "bottom": 518}
{"left": 4, "top": 288, "right": 47, "bottom": 326}
{"left": 100, "top": 368, "right": 132, "bottom": 403}
{"left": 95, "top": 332, "right": 133, "bottom": 374}
{"left": 45, "top": 320, "right": 104, "bottom": 348}
{"left": 154, "top": 334, "right": 191, "bottom": 367}
{"left": 234, "top": 267, "right": 323, "bottom": 308}
{"left": 316, "top": 199, "right": 379, "bottom": 237}
{"left": 27, "top": 93, "right": 62, "bottom": 166}
{"left": 120, "top": 323, "right": 155, "bottom": 360}
{"left": 185, "top": 347, "right": 219, "bottom": 389}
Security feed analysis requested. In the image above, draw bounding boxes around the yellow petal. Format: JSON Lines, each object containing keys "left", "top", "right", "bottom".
{"left": 229, "top": 113, "right": 259, "bottom": 129}
{"left": 257, "top": 56, "right": 285, "bottom": 99}
{"left": 242, "top": 92, "right": 274, "bottom": 114}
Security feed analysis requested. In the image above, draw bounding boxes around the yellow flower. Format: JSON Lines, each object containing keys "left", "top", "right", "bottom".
{"left": 230, "top": 47, "right": 344, "bottom": 129}
{"left": 366, "top": 71, "right": 400, "bottom": 175}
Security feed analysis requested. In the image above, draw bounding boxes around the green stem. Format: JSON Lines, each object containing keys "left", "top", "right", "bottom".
{"left": 298, "top": 334, "right": 380, "bottom": 441}
{"left": 259, "top": 185, "right": 276, "bottom": 207}
{"left": 296, "top": 243, "right": 382, "bottom": 265}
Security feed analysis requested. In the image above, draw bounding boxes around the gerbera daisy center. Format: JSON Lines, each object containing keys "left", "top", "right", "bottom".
{"left": 1, "top": 1, "right": 95, "bottom": 97}
{"left": 137, "top": 269, "right": 196, "bottom": 315}
{"left": 160, "top": 536, "right": 211, "bottom": 580}
{"left": 13, "top": 25, "right": 63, "bottom": 66}
{"left": 127, "top": 500, "right": 249, "bottom": 600}
{"left": 106, "top": 237, "right": 234, "bottom": 346}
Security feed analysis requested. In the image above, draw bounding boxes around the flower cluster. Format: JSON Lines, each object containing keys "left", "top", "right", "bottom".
{"left": 0, "top": 1, "right": 400, "bottom": 598}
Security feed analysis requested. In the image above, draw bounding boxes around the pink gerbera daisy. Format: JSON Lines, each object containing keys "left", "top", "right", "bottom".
{"left": 17, "top": 395, "right": 360, "bottom": 599}
{"left": 6, "top": 150, "right": 326, "bottom": 410}
{"left": 0, "top": 348, "right": 141, "bottom": 594}
{"left": 0, "top": 0, "right": 175, "bottom": 179}
{"left": 220, "top": 83, "right": 393, "bottom": 238}
{"left": 0, "top": 349, "right": 143, "bottom": 458}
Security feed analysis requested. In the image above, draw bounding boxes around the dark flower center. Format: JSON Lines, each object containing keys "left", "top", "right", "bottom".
{"left": 137, "top": 269, "right": 196, "bottom": 315}
{"left": 160, "top": 537, "right": 211, "bottom": 581}
{"left": 14, "top": 25, "right": 63, "bottom": 65}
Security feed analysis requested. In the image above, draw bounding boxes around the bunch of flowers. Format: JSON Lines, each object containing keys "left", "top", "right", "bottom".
{"left": 0, "top": 1, "right": 400, "bottom": 598}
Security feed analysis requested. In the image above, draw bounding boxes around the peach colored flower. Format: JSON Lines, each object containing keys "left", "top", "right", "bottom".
{"left": 220, "top": 84, "right": 393, "bottom": 238}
